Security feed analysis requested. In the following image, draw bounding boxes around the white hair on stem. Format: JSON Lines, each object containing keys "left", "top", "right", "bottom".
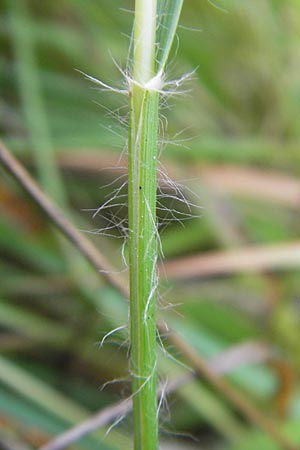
{"left": 157, "top": 336, "right": 194, "bottom": 373}
{"left": 99, "top": 325, "right": 128, "bottom": 348}
{"left": 143, "top": 254, "right": 159, "bottom": 324}
{"left": 143, "top": 195, "right": 164, "bottom": 259}
{"left": 100, "top": 376, "right": 130, "bottom": 393}
{"left": 130, "top": 359, "right": 157, "bottom": 389}
{"left": 76, "top": 69, "right": 128, "bottom": 95}
{"left": 156, "top": 377, "right": 169, "bottom": 419}
{"left": 105, "top": 413, "right": 127, "bottom": 436}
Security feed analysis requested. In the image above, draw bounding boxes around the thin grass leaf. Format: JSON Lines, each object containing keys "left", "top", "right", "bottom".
{"left": 0, "top": 356, "right": 130, "bottom": 450}
{"left": 230, "top": 420, "right": 300, "bottom": 450}
{"left": 0, "top": 219, "right": 64, "bottom": 273}
{"left": 0, "top": 355, "right": 88, "bottom": 423}
{"left": 8, "top": 0, "right": 65, "bottom": 203}
{"left": 0, "top": 301, "right": 72, "bottom": 347}
{"left": 0, "top": 387, "right": 101, "bottom": 450}
{"left": 156, "top": 0, "right": 184, "bottom": 72}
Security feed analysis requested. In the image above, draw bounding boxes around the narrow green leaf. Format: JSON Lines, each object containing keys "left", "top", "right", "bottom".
{"left": 0, "top": 387, "right": 101, "bottom": 450}
{"left": 0, "top": 301, "right": 71, "bottom": 346}
{"left": 0, "top": 355, "right": 88, "bottom": 423}
{"left": 0, "top": 357, "right": 130, "bottom": 449}
{"left": 156, "top": 0, "right": 184, "bottom": 72}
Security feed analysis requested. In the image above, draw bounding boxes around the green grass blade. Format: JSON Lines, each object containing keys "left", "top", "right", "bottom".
{"left": 0, "top": 355, "right": 88, "bottom": 423}
{"left": 8, "top": 0, "right": 65, "bottom": 203}
{"left": 0, "top": 301, "right": 72, "bottom": 347}
{"left": 156, "top": 0, "right": 184, "bottom": 72}
{"left": 0, "top": 356, "right": 130, "bottom": 449}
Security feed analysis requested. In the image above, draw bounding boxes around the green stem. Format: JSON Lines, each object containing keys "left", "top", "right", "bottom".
{"left": 128, "top": 1, "right": 159, "bottom": 448}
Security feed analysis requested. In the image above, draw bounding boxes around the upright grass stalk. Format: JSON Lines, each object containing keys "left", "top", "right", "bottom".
{"left": 128, "top": 1, "right": 159, "bottom": 448}
{"left": 128, "top": 1, "right": 183, "bottom": 448}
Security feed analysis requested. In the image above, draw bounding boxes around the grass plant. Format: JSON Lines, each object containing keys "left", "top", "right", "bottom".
{"left": 2, "top": 1, "right": 300, "bottom": 449}
{"left": 128, "top": 1, "right": 183, "bottom": 448}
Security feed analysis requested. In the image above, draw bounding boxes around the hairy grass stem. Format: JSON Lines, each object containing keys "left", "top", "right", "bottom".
{"left": 128, "top": 1, "right": 183, "bottom": 448}
{"left": 128, "top": 2, "right": 159, "bottom": 448}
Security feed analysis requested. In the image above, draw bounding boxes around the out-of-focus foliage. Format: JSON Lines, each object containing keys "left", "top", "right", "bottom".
{"left": 1, "top": 0, "right": 300, "bottom": 449}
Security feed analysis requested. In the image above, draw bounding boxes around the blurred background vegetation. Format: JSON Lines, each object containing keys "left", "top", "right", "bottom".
{"left": 1, "top": 0, "right": 300, "bottom": 449}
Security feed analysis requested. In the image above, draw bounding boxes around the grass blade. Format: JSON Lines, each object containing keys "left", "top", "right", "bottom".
{"left": 156, "top": 0, "right": 184, "bottom": 72}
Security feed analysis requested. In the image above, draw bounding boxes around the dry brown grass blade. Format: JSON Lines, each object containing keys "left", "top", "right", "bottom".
{"left": 269, "top": 359, "right": 296, "bottom": 419}
{"left": 58, "top": 150, "right": 125, "bottom": 174}
{"left": 0, "top": 141, "right": 128, "bottom": 299}
{"left": 0, "top": 182, "right": 44, "bottom": 233}
{"left": 0, "top": 142, "right": 294, "bottom": 450}
{"left": 200, "top": 164, "right": 300, "bottom": 207}
{"left": 162, "top": 242, "right": 300, "bottom": 279}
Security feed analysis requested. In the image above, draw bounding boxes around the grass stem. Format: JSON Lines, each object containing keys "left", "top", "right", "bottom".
{"left": 128, "top": 1, "right": 159, "bottom": 448}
